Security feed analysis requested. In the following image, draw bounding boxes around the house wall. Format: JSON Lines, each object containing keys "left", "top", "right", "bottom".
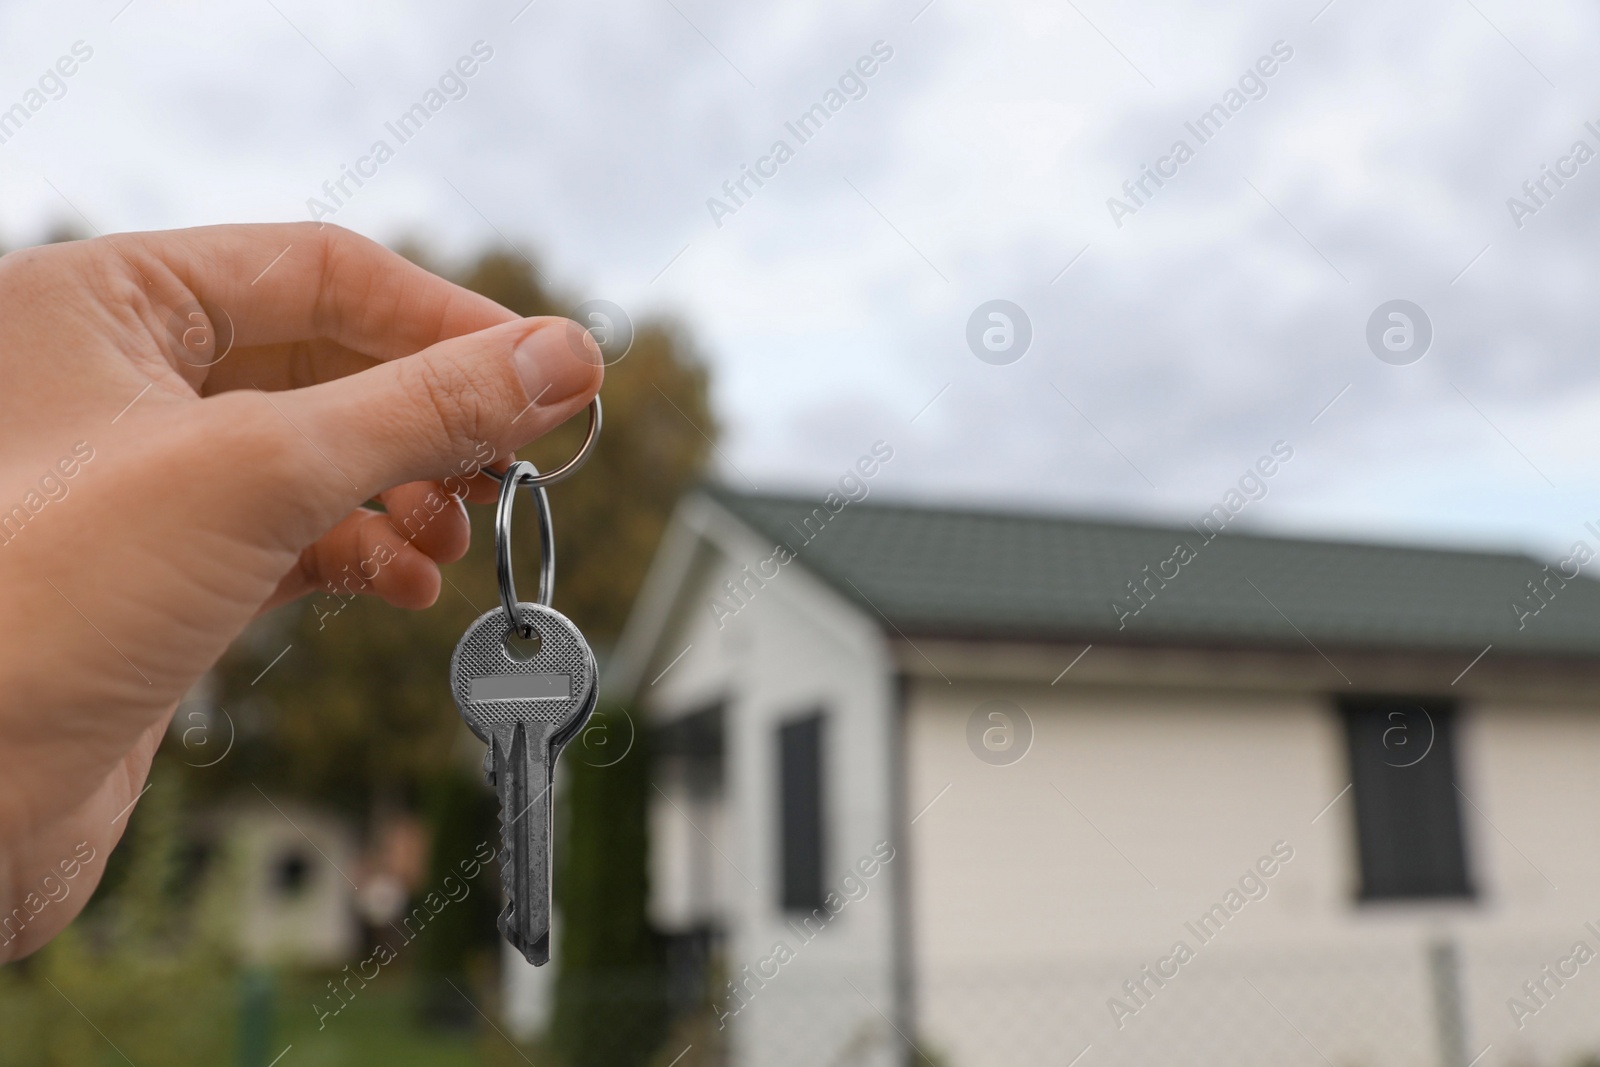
{"left": 641, "top": 504, "right": 902, "bottom": 1067}
{"left": 230, "top": 804, "right": 360, "bottom": 968}
{"left": 1458, "top": 702, "right": 1600, "bottom": 1065}
{"left": 904, "top": 669, "right": 1600, "bottom": 1067}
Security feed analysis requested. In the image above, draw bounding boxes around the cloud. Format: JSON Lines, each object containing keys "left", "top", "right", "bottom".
{"left": 2, "top": 0, "right": 1597, "bottom": 555}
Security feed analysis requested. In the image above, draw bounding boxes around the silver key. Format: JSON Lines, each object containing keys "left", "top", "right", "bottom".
{"left": 451, "top": 602, "right": 597, "bottom": 965}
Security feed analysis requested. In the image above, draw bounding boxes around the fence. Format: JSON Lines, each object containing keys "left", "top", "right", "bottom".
{"left": 717, "top": 937, "right": 1600, "bottom": 1067}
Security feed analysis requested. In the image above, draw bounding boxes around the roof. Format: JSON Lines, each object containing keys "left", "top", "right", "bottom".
{"left": 707, "top": 489, "right": 1600, "bottom": 659}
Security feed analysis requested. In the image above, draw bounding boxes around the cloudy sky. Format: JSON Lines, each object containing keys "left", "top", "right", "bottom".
{"left": 3, "top": 0, "right": 1599, "bottom": 559}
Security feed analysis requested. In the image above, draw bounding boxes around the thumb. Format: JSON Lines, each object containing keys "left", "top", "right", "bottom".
{"left": 279, "top": 316, "right": 602, "bottom": 503}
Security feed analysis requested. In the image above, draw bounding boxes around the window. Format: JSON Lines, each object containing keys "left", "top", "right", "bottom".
{"left": 655, "top": 704, "right": 723, "bottom": 801}
{"left": 652, "top": 704, "right": 725, "bottom": 929}
{"left": 777, "top": 712, "right": 826, "bottom": 912}
{"left": 1340, "top": 697, "right": 1473, "bottom": 901}
{"left": 272, "top": 848, "right": 311, "bottom": 896}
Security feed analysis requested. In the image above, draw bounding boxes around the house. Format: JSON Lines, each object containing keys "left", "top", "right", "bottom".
{"left": 222, "top": 802, "right": 362, "bottom": 967}
{"left": 608, "top": 487, "right": 1600, "bottom": 1067}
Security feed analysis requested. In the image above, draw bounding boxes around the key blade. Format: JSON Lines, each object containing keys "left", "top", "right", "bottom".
{"left": 491, "top": 719, "right": 556, "bottom": 966}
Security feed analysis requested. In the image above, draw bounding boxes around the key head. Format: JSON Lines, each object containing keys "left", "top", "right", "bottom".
{"left": 450, "top": 603, "right": 598, "bottom": 752}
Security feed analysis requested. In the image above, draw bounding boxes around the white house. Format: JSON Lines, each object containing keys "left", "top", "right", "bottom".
{"left": 609, "top": 488, "right": 1600, "bottom": 1067}
{"left": 219, "top": 802, "right": 362, "bottom": 967}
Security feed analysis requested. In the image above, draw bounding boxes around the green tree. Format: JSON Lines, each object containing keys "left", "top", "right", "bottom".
{"left": 551, "top": 720, "right": 668, "bottom": 1067}
{"left": 411, "top": 768, "right": 503, "bottom": 1027}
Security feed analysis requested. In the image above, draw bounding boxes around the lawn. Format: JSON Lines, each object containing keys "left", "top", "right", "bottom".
{"left": 0, "top": 963, "right": 542, "bottom": 1067}
{"left": 272, "top": 974, "right": 540, "bottom": 1067}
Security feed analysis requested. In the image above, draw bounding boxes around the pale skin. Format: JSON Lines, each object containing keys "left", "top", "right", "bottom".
{"left": 0, "top": 222, "right": 603, "bottom": 961}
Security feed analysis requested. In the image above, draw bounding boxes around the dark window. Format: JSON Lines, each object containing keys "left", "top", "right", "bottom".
{"left": 655, "top": 704, "right": 723, "bottom": 800}
{"left": 777, "top": 712, "right": 826, "bottom": 912}
{"left": 1341, "top": 697, "right": 1473, "bottom": 901}
{"left": 273, "top": 849, "right": 311, "bottom": 896}
{"left": 652, "top": 705, "right": 725, "bottom": 926}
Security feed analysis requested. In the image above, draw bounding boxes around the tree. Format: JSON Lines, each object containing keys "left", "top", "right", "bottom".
{"left": 411, "top": 767, "right": 504, "bottom": 1027}
{"left": 550, "top": 720, "right": 668, "bottom": 1067}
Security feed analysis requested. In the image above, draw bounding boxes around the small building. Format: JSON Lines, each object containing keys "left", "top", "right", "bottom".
{"left": 609, "top": 488, "right": 1600, "bottom": 1067}
{"left": 224, "top": 802, "right": 361, "bottom": 967}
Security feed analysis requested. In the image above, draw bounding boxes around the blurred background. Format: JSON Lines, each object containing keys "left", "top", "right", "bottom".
{"left": 7, "top": 0, "right": 1600, "bottom": 1065}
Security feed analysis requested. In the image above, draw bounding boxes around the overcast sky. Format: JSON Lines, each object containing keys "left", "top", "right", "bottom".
{"left": 3, "top": 0, "right": 1599, "bottom": 559}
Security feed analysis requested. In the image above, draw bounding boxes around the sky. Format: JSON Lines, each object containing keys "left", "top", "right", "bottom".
{"left": 3, "top": 0, "right": 1599, "bottom": 560}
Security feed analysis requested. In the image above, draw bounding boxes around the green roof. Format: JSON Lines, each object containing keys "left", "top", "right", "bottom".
{"left": 709, "top": 489, "right": 1600, "bottom": 658}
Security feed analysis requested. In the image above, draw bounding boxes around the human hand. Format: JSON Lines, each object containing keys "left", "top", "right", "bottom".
{"left": 0, "top": 223, "right": 602, "bottom": 960}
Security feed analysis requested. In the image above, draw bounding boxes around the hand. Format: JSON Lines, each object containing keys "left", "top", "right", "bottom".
{"left": 0, "top": 223, "right": 602, "bottom": 960}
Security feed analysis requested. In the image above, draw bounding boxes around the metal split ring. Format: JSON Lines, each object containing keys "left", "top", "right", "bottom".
{"left": 495, "top": 460, "right": 555, "bottom": 635}
{"left": 481, "top": 397, "right": 602, "bottom": 489}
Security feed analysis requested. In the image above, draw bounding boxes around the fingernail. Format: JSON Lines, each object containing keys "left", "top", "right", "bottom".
{"left": 512, "top": 320, "right": 600, "bottom": 407}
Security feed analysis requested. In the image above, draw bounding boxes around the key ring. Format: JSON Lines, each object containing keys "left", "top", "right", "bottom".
{"left": 481, "top": 397, "right": 602, "bottom": 489}
{"left": 495, "top": 460, "right": 555, "bottom": 636}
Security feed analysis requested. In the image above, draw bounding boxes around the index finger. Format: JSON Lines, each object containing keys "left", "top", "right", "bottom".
{"left": 120, "top": 221, "right": 517, "bottom": 359}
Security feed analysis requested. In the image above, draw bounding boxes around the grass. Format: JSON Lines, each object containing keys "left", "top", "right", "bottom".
{"left": 268, "top": 972, "right": 541, "bottom": 1067}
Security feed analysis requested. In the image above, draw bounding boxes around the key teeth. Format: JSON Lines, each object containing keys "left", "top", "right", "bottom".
{"left": 493, "top": 770, "right": 549, "bottom": 966}
{"left": 495, "top": 790, "right": 517, "bottom": 924}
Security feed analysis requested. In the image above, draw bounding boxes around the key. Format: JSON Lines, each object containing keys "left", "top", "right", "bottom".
{"left": 451, "top": 601, "right": 597, "bottom": 965}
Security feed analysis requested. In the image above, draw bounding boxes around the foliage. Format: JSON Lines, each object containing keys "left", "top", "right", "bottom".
{"left": 0, "top": 762, "right": 236, "bottom": 1067}
{"left": 279, "top": 970, "right": 513, "bottom": 1067}
{"left": 550, "top": 718, "right": 671, "bottom": 1067}
{"left": 645, "top": 999, "right": 729, "bottom": 1067}
{"left": 411, "top": 767, "right": 504, "bottom": 1023}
